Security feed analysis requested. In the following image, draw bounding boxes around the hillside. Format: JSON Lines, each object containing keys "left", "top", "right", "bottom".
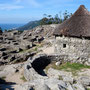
{"left": 17, "top": 20, "right": 40, "bottom": 31}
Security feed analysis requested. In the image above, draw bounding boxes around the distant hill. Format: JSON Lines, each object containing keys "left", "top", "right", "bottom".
{"left": 17, "top": 20, "right": 40, "bottom": 31}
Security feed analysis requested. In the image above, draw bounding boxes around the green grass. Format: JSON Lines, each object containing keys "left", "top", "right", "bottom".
{"left": 19, "top": 44, "right": 39, "bottom": 54}
{"left": 54, "top": 62, "right": 90, "bottom": 70}
{"left": 20, "top": 76, "right": 27, "bottom": 82}
{"left": 58, "top": 75, "right": 63, "bottom": 80}
{"left": 19, "top": 49, "right": 30, "bottom": 53}
{"left": 87, "top": 88, "right": 90, "bottom": 90}
{"left": 34, "top": 47, "right": 38, "bottom": 51}
{"left": 46, "top": 62, "right": 90, "bottom": 76}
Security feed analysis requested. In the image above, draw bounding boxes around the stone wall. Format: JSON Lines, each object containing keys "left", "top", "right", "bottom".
{"left": 53, "top": 36, "right": 90, "bottom": 65}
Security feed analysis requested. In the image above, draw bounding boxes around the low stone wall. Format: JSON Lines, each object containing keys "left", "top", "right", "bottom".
{"left": 48, "top": 54, "right": 90, "bottom": 65}
{"left": 53, "top": 36, "right": 90, "bottom": 65}
{"left": 48, "top": 54, "right": 68, "bottom": 61}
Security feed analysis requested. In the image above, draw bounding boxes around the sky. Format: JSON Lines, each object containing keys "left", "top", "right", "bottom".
{"left": 0, "top": 0, "right": 89, "bottom": 24}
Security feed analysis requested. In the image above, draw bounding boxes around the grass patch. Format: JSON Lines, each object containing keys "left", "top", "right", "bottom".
{"left": 46, "top": 62, "right": 90, "bottom": 76}
{"left": 58, "top": 75, "right": 63, "bottom": 80}
{"left": 45, "top": 62, "right": 55, "bottom": 74}
{"left": 87, "top": 88, "right": 90, "bottom": 90}
{"left": 20, "top": 76, "right": 27, "bottom": 82}
{"left": 58, "top": 62, "right": 90, "bottom": 70}
{"left": 36, "top": 43, "right": 43, "bottom": 48}
{"left": 34, "top": 47, "right": 38, "bottom": 51}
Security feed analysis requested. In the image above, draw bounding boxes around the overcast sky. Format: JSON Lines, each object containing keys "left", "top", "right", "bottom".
{"left": 0, "top": 0, "right": 89, "bottom": 24}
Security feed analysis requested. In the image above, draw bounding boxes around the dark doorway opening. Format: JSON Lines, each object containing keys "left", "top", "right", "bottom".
{"left": 63, "top": 44, "right": 66, "bottom": 48}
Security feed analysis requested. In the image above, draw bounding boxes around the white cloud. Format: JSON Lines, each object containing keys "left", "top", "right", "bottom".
{"left": 0, "top": 0, "right": 41, "bottom": 11}
{"left": 28, "top": 0, "right": 40, "bottom": 7}
{"left": 0, "top": 4, "right": 24, "bottom": 10}
{"left": 15, "top": 0, "right": 41, "bottom": 7}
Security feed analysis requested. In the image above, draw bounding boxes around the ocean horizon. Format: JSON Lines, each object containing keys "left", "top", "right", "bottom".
{"left": 0, "top": 24, "right": 25, "bottom": 31}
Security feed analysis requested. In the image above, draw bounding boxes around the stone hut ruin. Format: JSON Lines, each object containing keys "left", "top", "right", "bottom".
{"left": 53, "top": 5, "right": 90, "bottom": 64}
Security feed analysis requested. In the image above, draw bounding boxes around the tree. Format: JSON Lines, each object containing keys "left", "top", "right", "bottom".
{"left": 54, "top": 14, "right": 60, "bottom": 24}
{"left": 47, "top": 15, "right": 53, "bottom": 24}
{"left": 63, "top": 10, "right": 72, "bottom": 21}
{"left": 59, "top": 11, "right": 63, "bottom": 23}
{"left": 63, "top": 10, "right": 69, "bottom": 21}
{"left": 43, "top": 14, "right": 47, "bottom": 17}
{"left": 40, "top": 17, "right": 48, "bottom": 25}
{"left": 69, "top": 13, "right": 73, "bottom": 18}
{"left": 48, "top": 15, "right": 52, "bottom": 18}
{"left": 40, "top": 10, "right": 72, "bottom": 25}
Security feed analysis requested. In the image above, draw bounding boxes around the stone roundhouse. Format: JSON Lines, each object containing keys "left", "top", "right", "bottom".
{"left": 53, "top": 5, "right": 90, "bottom": 63}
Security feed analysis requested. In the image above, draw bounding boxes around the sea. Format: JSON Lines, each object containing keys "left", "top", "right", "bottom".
{"left": 0, "top": 24, "right": 25, "bottom": 31}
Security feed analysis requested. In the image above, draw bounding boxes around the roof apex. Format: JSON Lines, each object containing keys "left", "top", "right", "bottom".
{"left": 53, "top": 5, "right": 90, "bottom": 37}
{"left": 73, "top": 5, "right": 89, "bottom": 16}
{"left": 79, "top": 5, "right": 86, "bottom": 9}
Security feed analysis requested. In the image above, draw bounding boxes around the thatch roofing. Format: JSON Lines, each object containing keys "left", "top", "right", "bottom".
{"left": 54, "top": 5, "right": 90, "bottom": 37}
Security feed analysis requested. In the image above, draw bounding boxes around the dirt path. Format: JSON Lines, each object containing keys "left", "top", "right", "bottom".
{"left": 0, "top": 64, "right": 25, "bottom": 90}
{"left": 42, "top": 46, "right": 54, "bottom": 55}
{"left": 5, "top": 68, "right": 24, "bottom": 85}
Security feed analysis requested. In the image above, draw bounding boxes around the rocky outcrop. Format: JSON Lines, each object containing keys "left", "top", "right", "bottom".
{"left": 15, "top": 78, "right": 86, "bottom": 90}
{"left": 16, "top": 78, "right": 68, "bottom": 90}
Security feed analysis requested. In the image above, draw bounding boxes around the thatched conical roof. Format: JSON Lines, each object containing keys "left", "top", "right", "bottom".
{"left": 54, "top": 5, "right": 90, "bottom": 37}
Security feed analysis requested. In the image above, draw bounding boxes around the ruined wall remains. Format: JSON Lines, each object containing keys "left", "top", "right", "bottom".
{"left": 53, "top": 36, "right": 90, "bottom": 65}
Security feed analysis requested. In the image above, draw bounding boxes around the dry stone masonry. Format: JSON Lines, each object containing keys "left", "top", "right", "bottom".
{"left": 53, "top": 36, "right": 90, "bottom": 65}
{"left": 53, "top": 5, "right": 90, "bottom": 65}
